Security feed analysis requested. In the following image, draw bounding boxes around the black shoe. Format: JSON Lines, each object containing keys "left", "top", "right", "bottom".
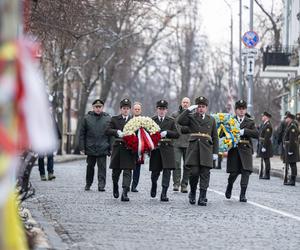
{"left": 239, "top": 195, "right": 247, "bottom": 202}
{"left": 131, "top": 187, "right": 138, "bottom": 192}
{"left": 85, "top": 185, "right": 91, "bottom": 191}
{"left": 121, "top": 188, "right": 129, "bottom": 202}
{"left": 98, "top": 187, "right": 105, "bottom": 192}
{"left": 239, "top": 186, "right": 247, "bottom": 202}
{"left": 225, "top": 184, "right": 232, "bottom": 199}
{"left": 113, "top": 183, "right": 119, "bottom": 198}
{"left": 160, "top": 187, "right": 169, "bottom": 202}
{"left": 286, "top": 176, "right": 296, "bottom": 186}
{"left": 189, "top": 191, "right": 196, "bottom": 205}
{"left": 151, "top": 182, "right": 157, "bottom": 198}
{"left": 198, "top": 189, "right": 207, "bottom": 206}
{"left": 173, "top": 185, "right": 179, "bottom": 191}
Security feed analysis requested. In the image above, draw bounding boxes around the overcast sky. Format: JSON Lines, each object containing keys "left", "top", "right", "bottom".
{"left": 201, "top": 0, "right": 252, "bottom": 49}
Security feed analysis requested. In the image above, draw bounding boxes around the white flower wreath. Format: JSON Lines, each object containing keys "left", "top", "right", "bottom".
{"left": 123, "top": 116, "right": 161, "bottom": 136}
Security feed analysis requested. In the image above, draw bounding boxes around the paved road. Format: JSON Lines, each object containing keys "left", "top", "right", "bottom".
{"left": 25, "top": 160, "right": 300, "bottom": 250}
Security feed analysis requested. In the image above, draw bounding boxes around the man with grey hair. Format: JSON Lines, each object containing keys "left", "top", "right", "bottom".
{"left": 171, "top": 97, "right": 191, "bottom": 193}
{"left": 131, "top": 102, "right": 143, "bottom": 192}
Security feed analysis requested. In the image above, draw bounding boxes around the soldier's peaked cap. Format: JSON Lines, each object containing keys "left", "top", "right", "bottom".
{"left": 195, "top": 96, "right": 208, "bottom": 106}
{"left": 235, "top": 99, "right": 247, "bottom": 109}
{"left": 92, "top": 99, "right": 104, "bottom": 106}
{"left": 286, "top": 112, "right": 295, "bottom": 120}
{"left": 120, "top": 98, "right": 131, "bottom": 108}
{"left": 156, "top": 100, "right": 168, "bottom": 108}
{"left": 262, "top": 111, "right": 272, "bottom": 118}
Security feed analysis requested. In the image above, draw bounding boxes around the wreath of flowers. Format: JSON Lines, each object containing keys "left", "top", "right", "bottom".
{"left": 123, "top": 116, "right": 161, "bottom": 162}
{"left": 212, "top": 113, "right": 240, "bottom": 153}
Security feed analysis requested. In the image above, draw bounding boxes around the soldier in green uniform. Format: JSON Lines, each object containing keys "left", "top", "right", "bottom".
{"left": 283, "top": 113, "right": 299, "bottom": 186}
{"left": 177, "top": 96, "right": 218, "bottom": 206}
{"left": 106, "top": 99, "right": 136, "bottom": 201}
{"left": 257, "top": 111, "right": 273, "bottom": 180}
{"left": 225, "top": 100, "right": 258, "bottom": 202}
{"left": 149, "top": 100, "right": 179, "bottom": 202}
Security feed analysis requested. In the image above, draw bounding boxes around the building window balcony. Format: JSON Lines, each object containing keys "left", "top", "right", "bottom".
{"left": 263, "top": 45, "right": 299, "bottom": 70}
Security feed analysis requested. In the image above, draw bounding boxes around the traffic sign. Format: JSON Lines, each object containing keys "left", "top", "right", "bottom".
{"left": 242, "top": 31, "right": 259, "bottom": 48}
{"left": 246, "top": 57, "right": 255, "bottom": 75}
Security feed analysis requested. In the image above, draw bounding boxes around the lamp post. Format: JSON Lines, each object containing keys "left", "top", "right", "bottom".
{"left": 239, "top": 0, "right": 243, "bottom": 99}
{"left": 247, "top": 0, "right": 254, "bottom": 116}
{"left": 224, "top": 0, "right": 234, "bottom": 92}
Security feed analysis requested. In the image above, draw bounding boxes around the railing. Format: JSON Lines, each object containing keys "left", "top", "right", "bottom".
{"left": 263, "top": 45, "right": 299, "bottom": 70}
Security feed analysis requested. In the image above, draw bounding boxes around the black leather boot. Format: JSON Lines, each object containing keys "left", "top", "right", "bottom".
{"left": 265, "top": 169, "right": 270, "bottom": 180}
{"left": 189, "top": 186, "right": 196, "bottom": 205}
{"left": 113, "top": 183, "right": 119, "bottom": 198}
{"left": 160, "top": 187, "right": 169, "bottom": 202}
{"left": 239, "top": 186, "right": 247, "bottom": 202}
{"left": 150, "top": 181, "right": 157, "bottom": 198}
{"left": 198, "top": 189, "right": 207, "bottom": 206}
{"left": 286, "top": 176, "right": 296, "bottom": 186}
{"left": 225, "top": 183, "right": 233, "bottom": 199}
{"left": 121, "top": 188, "right": 130, "bottom": 202}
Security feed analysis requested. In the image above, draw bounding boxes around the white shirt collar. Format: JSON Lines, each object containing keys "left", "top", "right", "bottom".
{"left": 238, "top": 116, "right": 244, "bottom": 123}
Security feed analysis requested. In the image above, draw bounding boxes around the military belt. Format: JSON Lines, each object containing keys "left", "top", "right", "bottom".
{"left": 239, "top": 140, "right": 250, "bottom": 144}
{"left": 160, "top": 139, "right": 172, "bottom": 142}
{"left": 190, "top": 133, "right": 212, "bottom": 140}
{"left": 115, "top": 138, "right": 124, "bottom": 142}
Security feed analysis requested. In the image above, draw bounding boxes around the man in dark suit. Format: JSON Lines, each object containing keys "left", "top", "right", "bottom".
{"left": 225, "top": 100, "right": 258, "bottom": 202}
{"left": 149, "top": 100, "right": 179, "bottom": 202}
{"left": 283, "top": 113, "right": 299, "bottom": 186}
{"left": 177, "top": 96, "right": 219, "bottom": 206}
{"left": 79, "top": 99, "right": 111, "bottom": 191}
{"left": 106, "top": 99, "right": 136, "bottom": 201}
{"left": 257, "top": 111, "right": 273, "bottom": 180}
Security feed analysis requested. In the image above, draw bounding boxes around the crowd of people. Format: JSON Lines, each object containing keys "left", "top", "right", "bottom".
{"left": 66, "top": 96, "right": 299, "bottom": 206}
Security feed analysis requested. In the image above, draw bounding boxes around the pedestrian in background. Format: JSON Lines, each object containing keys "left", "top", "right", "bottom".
{"left": 38, "top": 107, "right": 61, "bottom": 181}
{"left": 225, "top": 100, "right": 258, "bottom": 202}
{"left": 178, "top": 96, "right": 218, "bottom": 206}
{"left": 131, "top": 102, "right": 143, "bottom": 192}
{"left": 106, "top": 99, "right": 135, "bottom": 201}
{"left": 79, "top": 99, "right": 111, "bottom": 191}
{"left": 283, "top": 113, "right": 299, "bottom": 186}
{"left": 257, "top": 111, "right": 273, "bottom": 180}
{"left": 171, "top": 97, "right": 191, "bottom": 193}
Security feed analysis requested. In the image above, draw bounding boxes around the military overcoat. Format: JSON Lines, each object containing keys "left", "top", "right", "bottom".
{"left": 177, "top": 110, "right": 218, "bottom": 168}
{"left": 149, "top": 116, "right": 179, "bottom": 172}
{"left": 106, "top": 115, "right": 136, "bottom": 170}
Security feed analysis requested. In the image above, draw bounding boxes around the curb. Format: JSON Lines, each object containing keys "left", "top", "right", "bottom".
{"left": 25, "top": 201, "right": 68, "bottom": 250}
{"left": 253, "top": 165, "right": 300, "bottom": 182}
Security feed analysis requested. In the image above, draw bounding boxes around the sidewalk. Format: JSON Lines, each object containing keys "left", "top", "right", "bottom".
{"left": 53, "top": 154, "right": 86, "bottom": 163}
{"left": 253, "top": 155, "right": 300, "bottom": 182}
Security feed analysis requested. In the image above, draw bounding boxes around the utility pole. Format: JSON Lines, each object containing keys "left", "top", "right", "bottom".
{"left": 239, "top": 0, "right": 243, "bottom": 99}
{"left": 247, "top": 0, "right": 254, "bottom": 116}
{"left": 224, "top": 0, "right": 234, "bottom": 112}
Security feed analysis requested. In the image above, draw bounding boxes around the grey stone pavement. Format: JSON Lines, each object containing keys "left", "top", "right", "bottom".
{"left": 25, "top": 155, "right": 300, "bottom": 250}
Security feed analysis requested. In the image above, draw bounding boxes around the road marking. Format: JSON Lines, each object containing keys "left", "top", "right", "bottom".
{"left": 209, "top": 188, "right": 300, "bottom": 222}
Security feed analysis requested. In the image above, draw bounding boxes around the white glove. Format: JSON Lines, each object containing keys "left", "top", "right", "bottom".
{"left": 188, "top": 105, "right": 198, "bottom": 111}
{"left": 80, "top": 150, "right": 85, "bottom": 155}
{"left": 240, "top": 129, "right": 244, "bottom": 136}
{"left": 261, "top": 147, "right": 266, "bottom": 153}
{"left": 213, "top": 154, "right": 218, "bottom": 161}
{"left": 117, "top": 130, "right": 124, "bottom": 138}
{"left": 160, "top": 131, "right": 167, "bottom": 138}
{"left": 288, "top": 152, "right": 293, "bottom": 155}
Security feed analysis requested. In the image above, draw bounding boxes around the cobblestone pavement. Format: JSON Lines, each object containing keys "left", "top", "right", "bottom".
{"left": 25, "top": 160, "right": 300, "bottom": 250}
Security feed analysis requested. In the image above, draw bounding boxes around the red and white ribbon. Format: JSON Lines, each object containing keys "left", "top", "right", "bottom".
{"left": 137, "top": 128, "right": 155, "bottom": 162}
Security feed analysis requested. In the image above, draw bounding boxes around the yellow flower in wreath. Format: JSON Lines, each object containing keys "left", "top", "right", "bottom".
{"left": 219, "top": 113, "right": 225, "bottom": 122}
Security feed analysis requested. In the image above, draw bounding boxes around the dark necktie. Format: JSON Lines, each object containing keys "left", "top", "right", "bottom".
{"left": 200, "top": 114, "right": 203, "bottom": 119}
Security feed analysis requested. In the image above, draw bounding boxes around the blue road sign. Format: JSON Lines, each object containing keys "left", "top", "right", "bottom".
{"left": 242, "top": 31, "right": 259, "bottom": 48}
